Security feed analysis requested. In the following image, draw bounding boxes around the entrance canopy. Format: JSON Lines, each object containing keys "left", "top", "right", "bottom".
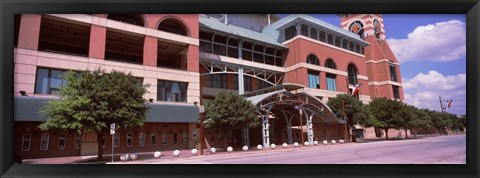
{"left": 244, "top": 83, "right": 344, "bottom": 125}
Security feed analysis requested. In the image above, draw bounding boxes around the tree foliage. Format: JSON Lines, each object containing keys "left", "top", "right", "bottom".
{"left": 327, "top": 94, "right": 366, "bottom": 128}
{"left": 204, "top": 91, "right": 260, "bottom": 147}
{"left": 39, "top": 68, "right": 149, "bottom": 160}
{"left": 367, "top": 97, "right": 403, "bottom": 139}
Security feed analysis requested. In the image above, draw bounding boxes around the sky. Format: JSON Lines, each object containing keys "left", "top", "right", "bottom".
{"left": 280, "top": 14, "right": 466, "bottom": 116}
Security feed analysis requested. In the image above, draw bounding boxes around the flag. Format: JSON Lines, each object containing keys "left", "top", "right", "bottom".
{"left": 446, "top": 100, "right": 453, "bottom": 109}
{"left": 351, "top": 83, "right": 362, "bottom": 96}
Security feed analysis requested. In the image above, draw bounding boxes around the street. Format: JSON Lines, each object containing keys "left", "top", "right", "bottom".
{"left": 127, "top": 134, "right": 466, "bottom": 164}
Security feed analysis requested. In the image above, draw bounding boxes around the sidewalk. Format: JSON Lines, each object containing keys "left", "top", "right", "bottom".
{"left": 356, "top": 133, "right": 441, "bottom": 143}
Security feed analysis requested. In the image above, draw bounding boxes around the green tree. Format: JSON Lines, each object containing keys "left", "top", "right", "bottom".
{"left": 204, "top": 91, "right": 260, "bottom": 148}
{"left": 367, "top": 97, "right": 403, "bottom": 140}
{"left": 414, "top": 109, "right": 432, "bottom": 137}
{"left": 39, "top": 68, "right": 149, "bottom": 161}
{"left": 393, "top": 104, "right": 417, "bottom": 138}
{"left": 327, "top": 94, "right": 367, "bottom": 140}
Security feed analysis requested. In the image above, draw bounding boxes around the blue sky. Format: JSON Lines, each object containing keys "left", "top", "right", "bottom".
{"left": 279, "top": 14, "right": 466, "bottom": 115}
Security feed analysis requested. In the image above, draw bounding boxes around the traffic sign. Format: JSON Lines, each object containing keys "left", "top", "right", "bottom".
{"left": 199, "top": 105, "right": 205, "bottom": 113}
{"left": 110, "top": 123, "right": 116, "bottom": 135}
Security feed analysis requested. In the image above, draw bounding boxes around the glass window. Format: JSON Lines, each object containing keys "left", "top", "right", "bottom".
{"left": 58, "top": 133, "right": 66, "bottom": 150}
{"left": 244, "top": 76, "right": 252, "bottom": 91}
{"left": 325, "top": 59, "right": 336, "bottom": 69}
{"left": 310, "top": 28, "right": 318, "bottom": 40}
{"left": 348, "top": 64, "right": 358, "bottom": 85}
{"left": 35, "top": 68, "right": 68, "bottom": 95}
{"left": 326, "top": 73, "right": 337, "bottom": 91}
{"left": 126, "top": 133, "right": 133, "bottom": 147}
{"left": 393, "top": 85, "right": 400, "bottom": 99}
{"left": 173, "top": 133, "right": 178, "bottom": 144}
{"left": 258, "top": 79, "right": 271, "bottom": 90}
{"left": 74, "top": 133, "right": 82, "bottom": 149}
{"left": 301, "top": 24, "right": 309, "bottom": 36}
{"left": 157, "top": 80, "right": 188, "bottom": 102}
{"left": 113, "top": 134, "right": 119, "bottom": 147}
{"left": 207, "top": 74, "right": 228, "bottom": 89}
{"left": 40, "top": 134, "right": 49, "bottom": 150}
{"left": 284, "top": 25, "right": 297, "bottom": 41}
{"left": 308, "top": 70, "right": 320, "bottom": 89}
{"left": 389, "top": 63, "right": 398, "bottom": 82}
{"left": 307, "top": 54, "right": 319, "bottom": 65}
{"left": 22, "top": 134, "right": 31, "bottom": 151}
{"left": 162, "top": 133, "right": 167, "bottom": 145}
{"left": 139, "top": 132, "right": 145, "bottom": 146}
{"left": 151, "top": 134, "right": 157, "bottom": 146}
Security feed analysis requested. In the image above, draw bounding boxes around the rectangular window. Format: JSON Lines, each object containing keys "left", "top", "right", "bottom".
{"left": 244, "top": 77, "right": 252, "bottom": 91}
{"left": 35, "top": 68, "right": 68, "bottom": 95}
{"left": 40, "top": 134, "right": 49, "bottom": 150}
{"left": 233, "top": 74, "right": 238, "bottom": 90}
{"left": 113, "top": 134, "right": 120, "bottom": 147}
{"left": 151, "top": 134, "right": 157, "bottom": 146}
{"left": 393, "top": 85, "right": 400, "bottom": 99}
{"left": 258, "top": 79, "right": 270, "bottom": 90}
{"left": 162, "top": 133, "right": 167, "bottom": 145}
{"left": 284, "top": 25, "right": 297, "bottom": 41}
{"left": 389, "top": 64, "right": 398, "bottom": 82}
{"left": 74, "top": 133, "right": 82, "bottom": 149}
{"left": 207, "top": 74, "right": 228, "bottom": 89}
{"left": 326, "top": 73, "right": 337, "bottom": 91}
{"left": 308, "top": 70, "right": 320, "bottom": 89}
{"left": 21, "top": 134, "right": 31, "bottom": 151}
{"left": 173, "top": 133, "right": 178, "bottom": 144}
{"left": 157, "top": 80, "right": 188, "bottom": 102}
{"left": 139, "top": 132, "right": 145, "bottom": 146}
{"left": 127, "top": 133, "right": 133, "bottom": 147}
{"left": 58, "top": 133, "right": 66, "bottom": 150}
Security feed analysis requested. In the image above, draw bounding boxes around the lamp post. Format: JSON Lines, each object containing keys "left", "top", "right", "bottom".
{"left": 194, "top": 102, "right": 204, "bottom": 155}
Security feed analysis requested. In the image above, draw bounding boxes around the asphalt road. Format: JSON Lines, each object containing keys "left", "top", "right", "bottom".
{"left": 135, "top": 134, "right": 466, "bottom": 164}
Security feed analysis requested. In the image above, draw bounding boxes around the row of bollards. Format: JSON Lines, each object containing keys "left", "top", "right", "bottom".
{"left": 120, "top": 139, "right": 346, "bottom": 161}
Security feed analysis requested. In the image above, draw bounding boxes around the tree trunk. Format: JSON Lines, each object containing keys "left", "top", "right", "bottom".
{"left": 96, "top": 132, "right": 105, "bottom": 161}
{"left": 384, "top": 129, "right": 389, "bottom": 140}
{"left": 404, "top": 129, "right": 408, "bottom": 139}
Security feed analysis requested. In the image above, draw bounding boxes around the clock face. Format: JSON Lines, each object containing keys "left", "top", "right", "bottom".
{"left": 373, "top": 19, "right": 381, "bottom": 34}
{"left": 349, "top": 21, "right": 364, "bottom": 38}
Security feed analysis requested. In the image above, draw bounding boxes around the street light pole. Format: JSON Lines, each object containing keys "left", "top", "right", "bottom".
{"left": 199, "top": 112, "right": 204, "bottom": 155}
{"left": 299, "top": 108, "right": 304, "bottom": 145}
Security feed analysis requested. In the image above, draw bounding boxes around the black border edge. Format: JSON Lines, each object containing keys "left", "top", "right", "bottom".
{"left": 466, "top": 1, "right": 480, "bottom": 177}
{"left": 1, "top": 0, "right": 479, "bottom": 178}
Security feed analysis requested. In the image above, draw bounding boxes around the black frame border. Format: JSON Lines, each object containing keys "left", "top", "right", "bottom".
{"left": 1, "top": 0, "right": 479, "bottom": 178}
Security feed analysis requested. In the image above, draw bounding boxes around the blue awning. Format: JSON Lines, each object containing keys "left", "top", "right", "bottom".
{"left": 14, "top": 96, "right": 199, "bottom": 123}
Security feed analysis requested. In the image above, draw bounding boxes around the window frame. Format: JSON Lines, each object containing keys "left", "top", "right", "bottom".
{"left": 162, "top": 132, "right": 168, "bottom": 145}
{"left": 139, "top": 132, "right": 145, "bottom": 147}
{"left": 307, "top": 70, "right": 320, "bottom": 89}
{"left": 113, "top": 134, "right": 120, "bottom": 147}
{"left": 126, "top": 133, "right": 133, "bottom": 147}
{"left": 157, "top": 80, "right": 188, "bottom": 102}
{"left": 58, "top": 133, "right": 66, "bottom": 150}
{"left": 40, "top": 133, "right": 49, "bottom": 151}
{"left": 74, "top": 132, "right": 82, "bottom": 149}
{"left": 151, "top": 133, "right": 157, "bottom": 146}
{"left": 21, "top": 134, "right": 31, "bottom": 151}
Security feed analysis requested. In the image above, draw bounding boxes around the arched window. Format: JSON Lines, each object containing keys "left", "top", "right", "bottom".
{"left": 325, "top": 59, "right": 336, "bottom": 69}
{"left": 158, "top": 18, "right": 188, "bottom": 36}
{"left": 107, "top": 14, "right": 144, "bottom": 27}
{"left": 373, "top": 19, "right": 381, "bottom": 40}
{"left": 306, "top": 54, "right": 319, "bottom": 65}
{"left": 347, "top": 63, "right": 358, "bottom": 85}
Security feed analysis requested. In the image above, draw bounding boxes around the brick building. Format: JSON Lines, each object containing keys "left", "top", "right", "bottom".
{"left": 13, "top": 14, "right": 405, "bottom": 159}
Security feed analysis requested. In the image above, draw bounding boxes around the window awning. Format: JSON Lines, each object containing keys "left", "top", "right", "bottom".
{"left": 14, "top": 96, "right": 199, "bottom": 123}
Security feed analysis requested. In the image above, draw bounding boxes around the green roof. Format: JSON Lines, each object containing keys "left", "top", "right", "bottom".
{"left": 14, "top": 96, "right": 199, "bottom": 123}
{"left": 199, "top": 16, "right": 286, "bottom": 48}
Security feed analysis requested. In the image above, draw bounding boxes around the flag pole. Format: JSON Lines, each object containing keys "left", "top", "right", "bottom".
{"left": 439, "top": 96, "right": 444, "bottom": 112}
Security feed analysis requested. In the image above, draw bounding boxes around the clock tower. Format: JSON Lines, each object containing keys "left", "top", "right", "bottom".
{"left": 339, "top": 14, "right": 404, "bottom": 101}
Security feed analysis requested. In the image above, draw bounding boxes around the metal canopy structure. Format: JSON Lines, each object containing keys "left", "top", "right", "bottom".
{"left": 244, "top": 84, "right": 344, "bottom": 147}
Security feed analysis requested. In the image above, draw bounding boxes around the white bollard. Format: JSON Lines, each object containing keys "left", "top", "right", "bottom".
{"left": 282, "top": 143, "right": 288, "bottom": 148}
{"left": 323, "top": 140, "right": 328, "bottom": 145}
{"left": 191, "top": 149, "right": 198, "bottom": 155}
{"left": 331, "top": 140, "right": 336, "bottom": 144}
{"left": 130, "top": 153, "right": 138, "bottom": 160}
{"left": 242, "top": 146, "right": 249, "bottom": 151}
{"left": 210, "top": 147, "right": 216, "bottom": 154}
{"left": 154, "top": 151, "right": 162, "bottom": 158}
{"left": 293, "top": 142, "right": 299, "bottom": 147}
{"left": 339, "top": 139, "right": 344, "bottom": 144}
{"left": 270, "top": 144, "right": 276, "bottom": 149}
{"left": 313, "top": 141, "right": 319, "bottom": 145}
{"left": 304, "top": 142, "right": 309, "bottom": 146}
{"left": 173, "top": 150, "right": 180, "bottom": 157}
{"left": 257, "top": 144, "right": 263, "bottom": 150}
{"left": 227, "top": 146, "right": 233, "bottom": 152}
{"left": 120, "top": 154, "right": 129, "bottom": 161}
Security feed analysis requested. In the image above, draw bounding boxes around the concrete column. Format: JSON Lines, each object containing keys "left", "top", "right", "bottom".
{"left": 262, "top": 115, "right": 270, "bottom": 147}
{"left": 18, "top": 14, "right": 42, "bottom": 50}
{"left": 238, "top": 67, "right": 245, "bottom": 95}
{"left": 307, "top": 114, "right": 314, "bottom": 144}
{"left": 143, "top": 35, "right": 158, "bottom": 67}
{"left": 89, "top": 25, "right": 107, "bottom": 59}
{"left": 242, "top": 127, "right": 250, "bottom": 147}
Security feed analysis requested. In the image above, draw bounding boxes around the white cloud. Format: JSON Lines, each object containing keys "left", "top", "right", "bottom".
{"left": 403, "top": 71, "right": 466, "bottom": 115}
{"left": 386, "top": 20, "right": 466, "bottom": 63}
